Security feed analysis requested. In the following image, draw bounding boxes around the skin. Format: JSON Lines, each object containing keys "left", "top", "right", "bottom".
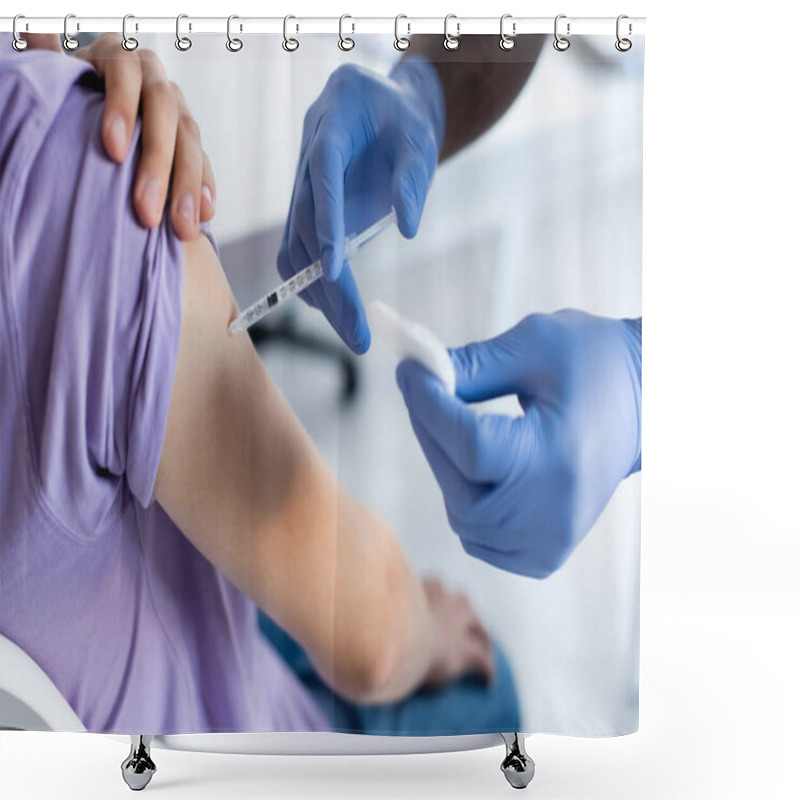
{"left": 27, "top": 33, "right": 214, "bottom": 240}
{"left": 407, "top": 34, "right": 545, "bottom": 161}
{"left": 155, "top": 236, "right": 494, "bottom": 704}
{"left": 24, "top": 34, "right": 496, "bottom": 704}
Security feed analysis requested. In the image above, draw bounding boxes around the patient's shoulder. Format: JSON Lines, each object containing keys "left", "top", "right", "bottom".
{"left": 0, "top": 49, "right": 94, "bottom": 192}
{"left": 1, "top": 52, "right": 185, "bottom": 541}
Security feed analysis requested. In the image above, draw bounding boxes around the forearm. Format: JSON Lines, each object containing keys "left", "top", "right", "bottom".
{"left": 288, "top": 478, "right": 436, "bottom": 705}
{"left": 405, "top": 35, "right": 544, "bottom": 160}
{"left": 237, "top": 365, "right": 439, "bottom": 705}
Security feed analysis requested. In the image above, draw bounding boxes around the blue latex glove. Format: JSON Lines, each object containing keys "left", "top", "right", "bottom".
{"left": 396, "top": 310, "right": 642, "bottom": 579}
{"left": 278, "top": 58, "right": 445, "bottom": 354}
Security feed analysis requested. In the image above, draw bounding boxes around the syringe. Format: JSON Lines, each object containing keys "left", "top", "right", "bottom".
{"left": 228, "top": 208, "right": 398, "bottom": 335}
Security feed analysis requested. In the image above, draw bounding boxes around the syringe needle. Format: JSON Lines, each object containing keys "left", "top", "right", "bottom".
{"left": 228, "top": 208, "right": 397, "bottom": 335}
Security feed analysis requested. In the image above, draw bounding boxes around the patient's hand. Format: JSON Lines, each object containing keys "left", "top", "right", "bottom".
{"left": 76, "top": 36, "right": 215, "bottom": 239}
{"left": 28, "top": 33, "right": 215, "bottom": 240}
{"left": 422, "top": 578, "right": 494, "bottom": 690}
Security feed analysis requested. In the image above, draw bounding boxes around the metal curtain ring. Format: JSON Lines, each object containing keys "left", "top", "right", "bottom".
{"left": 176, "top": 14, "right": 192, "bottom": 51}
{"left": 12, "top": 14, "right": 29, "bottom": 51}
{"left": 283, "top": 15, "right": 299, "bottom": 52}
{"left": 443, "top": 14, "right": 459, "bottom": 51}
{"left": 553, "top": 14, "right": 570, "bottom": 51}
{"left": 499, "top": 14, "right": 516, "bottom": 50}
{"left": 63, "top": 13, "right": 79, "bottom": 51}
{"left": 121, "top": 14, "right": 138, "bottom": 51}
{"left": 226, "top": 15, "right": 242, "bottom": 52}
{"left": 615, "top": 14, "right": 632, "bottom": 51}
{"left": 394, "top": 14, "right": 410, "bottom": 51}
{"left": 338, "top": 14, "right": 355, "bottom": 51}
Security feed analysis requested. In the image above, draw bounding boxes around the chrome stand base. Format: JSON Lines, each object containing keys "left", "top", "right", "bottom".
{"left": 121, "top": 735, "right": 156, "bottom": 791}
{"left": 500, "top": 733, "right": 535, "bottom": 789}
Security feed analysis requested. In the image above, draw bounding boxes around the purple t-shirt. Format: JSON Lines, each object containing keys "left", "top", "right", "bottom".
{"left": 0, "top": 45, "right": 329, "bottom": 734}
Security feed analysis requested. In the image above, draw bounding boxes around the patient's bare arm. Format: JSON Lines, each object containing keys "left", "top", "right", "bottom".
{"left": 155, "top": 236, "right": 491, "bottom": 704}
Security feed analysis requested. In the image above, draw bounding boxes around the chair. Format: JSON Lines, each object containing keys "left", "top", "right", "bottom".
{"left": 0, "top": 634, "right": 160, "bottom": 789}
{"left": 0, "top": 633, "right": 85, "bottom": 732}
{"left": 0, "top": 633, "right": 532, "bottom": 791}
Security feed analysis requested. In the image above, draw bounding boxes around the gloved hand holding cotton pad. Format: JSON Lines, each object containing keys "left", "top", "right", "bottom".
{"left": 366, "top": 300, "right": 456, "bottom": 396}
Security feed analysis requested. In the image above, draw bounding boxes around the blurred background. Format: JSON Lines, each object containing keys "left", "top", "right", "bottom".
{"left": 146, "top": 33, "right": 644, "bottom": 734}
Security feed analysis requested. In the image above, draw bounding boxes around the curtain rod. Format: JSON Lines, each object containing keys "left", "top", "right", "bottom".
{"left": 1, "top": 16, "right": 646, "bottom": 37}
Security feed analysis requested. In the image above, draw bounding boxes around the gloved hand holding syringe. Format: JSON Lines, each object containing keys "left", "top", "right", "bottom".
{"left": 228, "top": 208, "right": 398, "bottom": 335}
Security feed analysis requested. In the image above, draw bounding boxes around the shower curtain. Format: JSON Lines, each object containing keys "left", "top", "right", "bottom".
{"left": 0, "top": 20, "right": 643, "bottom": 743}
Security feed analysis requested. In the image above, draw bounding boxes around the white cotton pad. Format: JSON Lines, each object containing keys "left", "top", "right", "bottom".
{"left": 367, "top": 300, "right": 456, "bottom": 396}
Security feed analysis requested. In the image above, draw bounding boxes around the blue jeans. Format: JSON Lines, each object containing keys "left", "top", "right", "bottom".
{"left": 257, "top": 610, "right": 521, "bottom": 736}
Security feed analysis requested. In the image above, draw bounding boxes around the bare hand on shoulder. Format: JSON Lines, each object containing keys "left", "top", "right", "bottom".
{"left": 29, "top": 34, "right": 216, "bottom": 239}
{"left": 72, "top": 35, "right": 216, "bottom": 239}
